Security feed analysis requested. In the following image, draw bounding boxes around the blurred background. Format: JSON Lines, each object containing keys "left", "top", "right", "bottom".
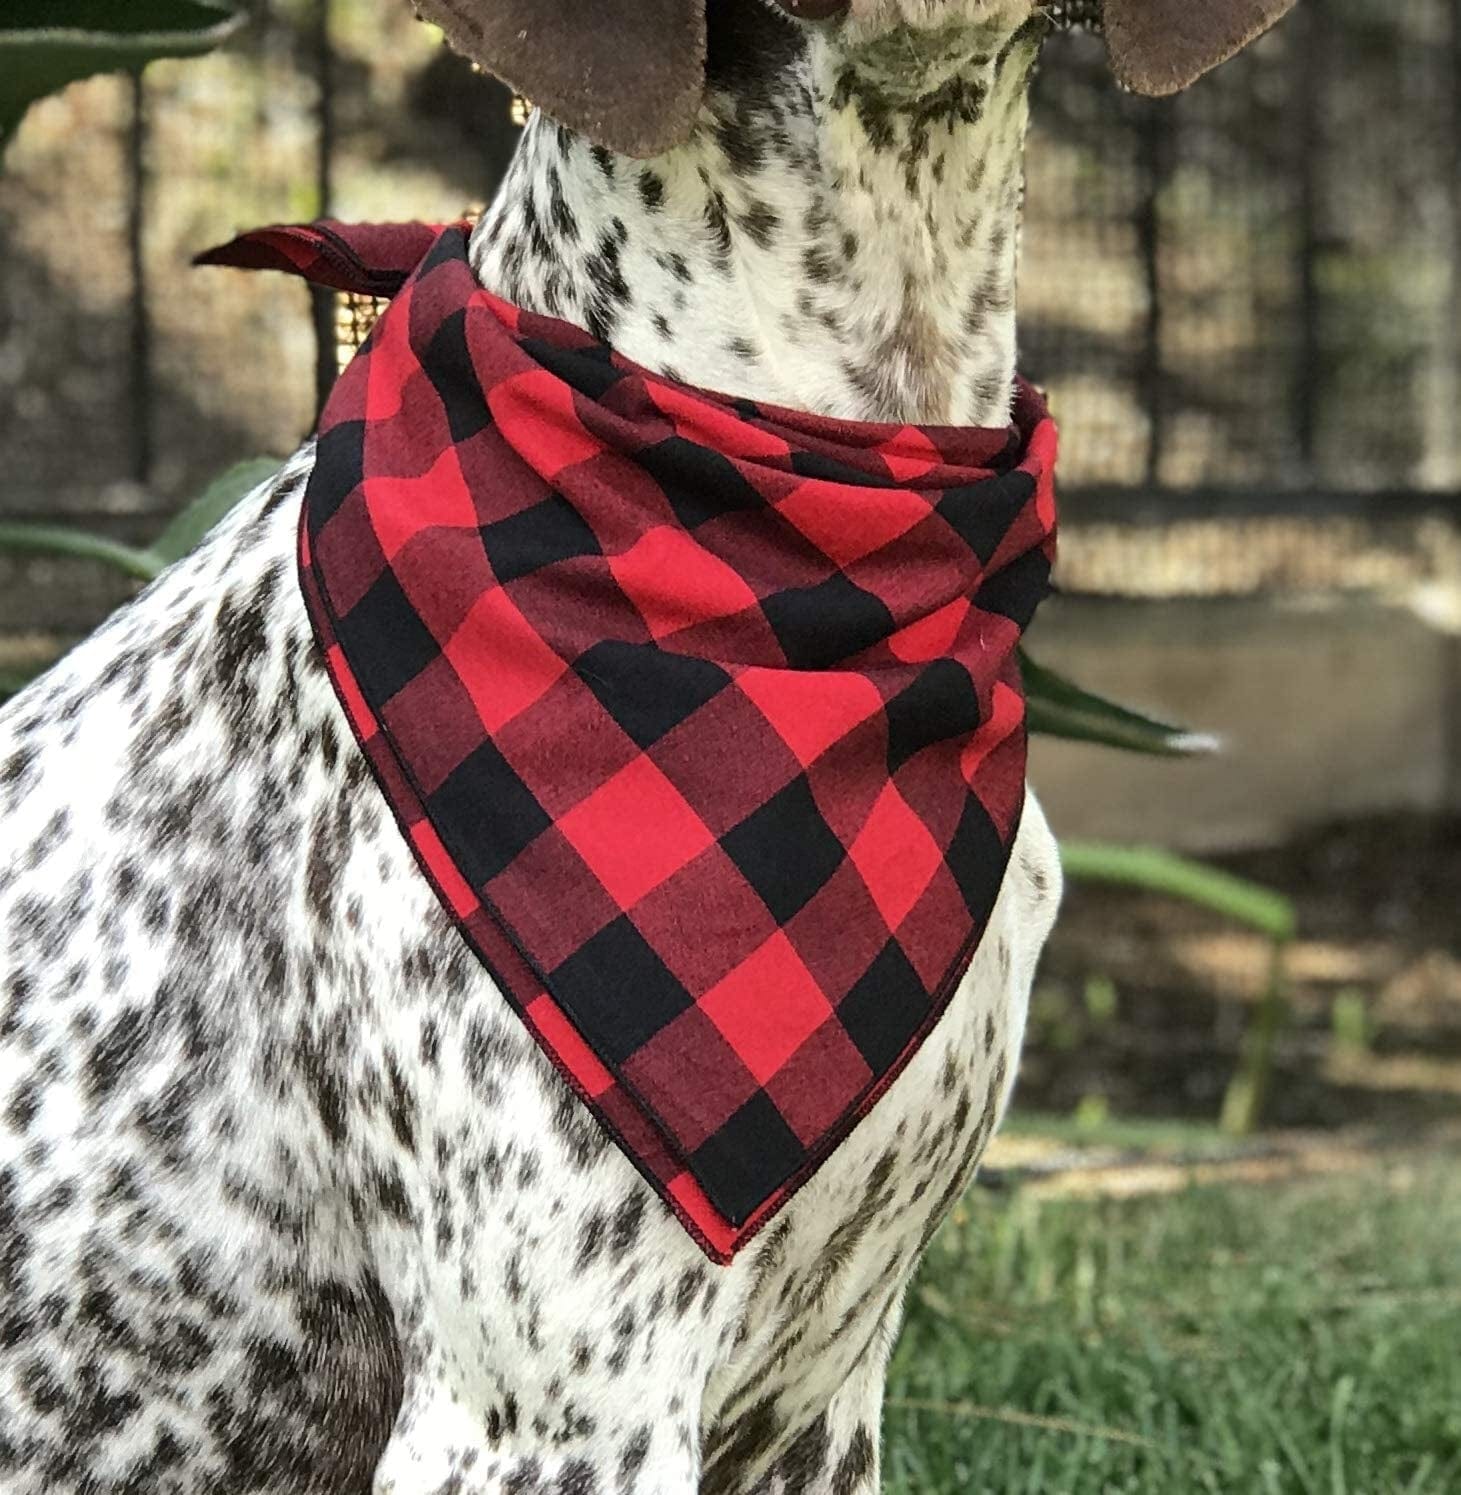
{"left": 3, "top": 0, "right": 1459, "bottom": 1486}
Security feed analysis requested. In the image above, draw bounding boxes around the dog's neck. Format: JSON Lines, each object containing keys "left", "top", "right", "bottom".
{"left": 470, "top": 10, "right": 1044, "bottom": 427}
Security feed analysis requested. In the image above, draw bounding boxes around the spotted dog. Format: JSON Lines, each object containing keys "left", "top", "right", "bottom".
{"left": 0, "top": 1, "right": 1297, "bottom": 1489}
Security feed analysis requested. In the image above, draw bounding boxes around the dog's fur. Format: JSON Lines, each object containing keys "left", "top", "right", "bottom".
{"left": 0, "top": 2, "right": 1285, "bottom": 1490}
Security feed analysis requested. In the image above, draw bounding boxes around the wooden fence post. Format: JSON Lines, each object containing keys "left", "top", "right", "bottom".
{"left": 126, "top": 70, "right": 152, "bottom": 486}
{"left": 1446, "top": 0, "right": 1461, "bottom": 487}
{"left": 310, "top": 0, "right": 337, "bottom": 417}
{"left": 1292, "top": 0, "right": 1325, "bottom": 485}
{"left": 1137, "top": 97, "right": 1173, "bottom": 489}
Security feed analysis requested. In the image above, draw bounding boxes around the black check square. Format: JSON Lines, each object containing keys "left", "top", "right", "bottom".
{"left": 975, "top": 548, "right": 1051, "bottom": 630}
{"left": 575, "top": 640, "right": 732, "bottom": 749}
{"left": 692, "top": 1091, "right": 806, "bottom": 1225}
{"left": 837, "top": 939, "right": 929, "bottom": 1073}
{"left": 721, "top": 775, "right": 845, "bottom": 924}
{"left": 885, "top": 659, "right": 983, "bottom": 774}
{"left": 761, "top": 572, "right": 895, "bottom": 671}
{"left": 332, "top": 566, "right": 441, "bottom": 705}
{"left": 427, "top": 738, "right": 552, "bottom": 888}
{"left": 520, "top": 337, "right": 625, "bottom": 400}
{"left": 424, "top": 308, "right": 495, "bottom": 443}
{"left": 308, "top": 419, "right": 366, "bottom": 527}
{"left": 936, "top": 469, "right": 1036, "bottom": 563}
{"left": 551, "top": 916, "right": 695, "bottom": 1066}
{"left": 636, "top": 436, "right": 765, "bottom": 530}
{"left": 944, "top": 795, "right": 1005, "bottom": 913}
{"left": 789, "top": 449, "right": 894, "bottom": 487}
{"left": 481, "top": 493, "right": 602, "bottom": 585}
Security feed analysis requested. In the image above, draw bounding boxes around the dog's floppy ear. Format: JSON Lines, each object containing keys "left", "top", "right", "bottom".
{"left": 410, "top": 0, "right": 706, "bottom": 158}
{"left": 1103, "top": 0, "right": 1299, "bottom": 95}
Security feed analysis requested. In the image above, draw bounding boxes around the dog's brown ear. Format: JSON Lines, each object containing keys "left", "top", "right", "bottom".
{"left": 1103, "top": 0, "right": 1299, "bottom": 95}
{"left": 410, "top": 0, "right": 706, "bottom": 158}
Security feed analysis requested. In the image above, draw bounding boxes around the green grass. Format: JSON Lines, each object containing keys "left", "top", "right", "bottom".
{"left": 884, "top": 1144, "right": 1461, "bottom": 1493}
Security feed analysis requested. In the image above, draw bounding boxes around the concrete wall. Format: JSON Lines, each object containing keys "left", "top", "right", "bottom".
{"left": 1027, "top": 594, "right": 1461, "bottom": 852}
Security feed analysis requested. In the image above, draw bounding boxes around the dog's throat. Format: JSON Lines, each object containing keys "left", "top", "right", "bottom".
{"left": 470, "top": 24, "right": 1041, "bottom": 426}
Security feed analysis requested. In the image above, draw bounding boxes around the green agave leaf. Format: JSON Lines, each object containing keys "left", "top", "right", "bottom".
{"left": 1, "top": 0, "right": 242, "bottom": 148}
{"left": 1022, "top": 649, "right": 1219, "bottom": 758}
{"left": 0, "top": 522, "right": 158, "bottom": 580}
{"left": 149, "top": 457, "right": 280, "bottom": 565}
{"left": 1060, "top": 841, "right": 1297, "bottom": 944}
{"left": 0, "top": 455, "right": 278, "bottom": 585}
{"left": 0, "top": 666, "right": 46, "bottom": 704}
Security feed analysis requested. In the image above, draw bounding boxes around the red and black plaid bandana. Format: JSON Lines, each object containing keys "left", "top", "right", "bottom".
{"left": 201, "top": 220, "right": 1058, "bottom": 1263}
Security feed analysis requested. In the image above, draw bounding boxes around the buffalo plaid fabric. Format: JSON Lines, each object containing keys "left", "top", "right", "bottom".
{"left": 202, "top": 221, "right": 1059, "bottom": 1263}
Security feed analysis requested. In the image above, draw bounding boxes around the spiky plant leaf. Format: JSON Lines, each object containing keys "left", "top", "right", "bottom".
{"left": 1, "top": 0, "right": 242, "bottom": 150}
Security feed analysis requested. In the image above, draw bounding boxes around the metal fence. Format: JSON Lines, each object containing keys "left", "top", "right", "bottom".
{"left": 1024, "top": 0, "right": 1461, "bottom": 499}
{"left": 1, "top": 0, "right": 1458, "bottom": 633}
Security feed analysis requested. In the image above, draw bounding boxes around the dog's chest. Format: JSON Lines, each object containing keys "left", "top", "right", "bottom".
{"left": 271, "top": 421, "right": 1059, "bottom": 1436}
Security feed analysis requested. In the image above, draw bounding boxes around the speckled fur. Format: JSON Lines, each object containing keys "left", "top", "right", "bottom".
{"left": 1, "top": 3, "right": 1066, "bottom": 1490}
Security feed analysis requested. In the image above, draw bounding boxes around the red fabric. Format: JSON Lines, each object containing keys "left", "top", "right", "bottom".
{"left": 195, "top": 219, "right": 455, "bottom": 296}
{"left": 204, "top": 221, "right": 1058, "bottom": 1263}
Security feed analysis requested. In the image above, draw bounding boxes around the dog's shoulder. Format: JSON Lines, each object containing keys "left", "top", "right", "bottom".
{"left": 0, "top": 443, "right": 420, "bottom": 1492}
{"left": 0, "top": 443, "right": 322, "bottom": 847}
{"left": 0, "top": 442, "right": 346, "bottom": 1057}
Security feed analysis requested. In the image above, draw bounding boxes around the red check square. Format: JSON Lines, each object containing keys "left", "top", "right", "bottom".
{"left": 488, "top": 368, "right": 605, "bottom": 478}
{"left": 739, "top": 667, "right": 884, "bottom": 769}
{"left": 610, "top": 526, "right": 759, "bottom": 640}
{"left": 646, "top": 379, "right": 792, "bottom": 462}
{"left": 848, "top": 782, "right": 946, "bottom": 933}
{"left": 558, "top": 755, "right": 715, "bottom": 910}
{"left": 445, "top": 586, "right": 567, "bottom": 733}
{"left": 699, "top": 932, "right": 833, "bottom": 1085}
{"left": 364, "top": 317, "right": 423, "bottom": 424}
{"left": 364, "top": 447, "right": 479, "bottom": 560}
{"left": 888, "top": 597, "right": 971, "bottom": 664}
{"left": 775, "top": 479, "right": 931, "bottom": 568}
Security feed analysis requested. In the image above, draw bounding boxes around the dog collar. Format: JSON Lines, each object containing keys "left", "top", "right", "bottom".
{"left": 201, "top": 221, "right": 1058, "bottom": 1262}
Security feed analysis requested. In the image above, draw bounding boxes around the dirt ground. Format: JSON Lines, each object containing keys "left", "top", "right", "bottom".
{"left": 1024, "top": 814, "right": 1461, "bottom": 1137}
